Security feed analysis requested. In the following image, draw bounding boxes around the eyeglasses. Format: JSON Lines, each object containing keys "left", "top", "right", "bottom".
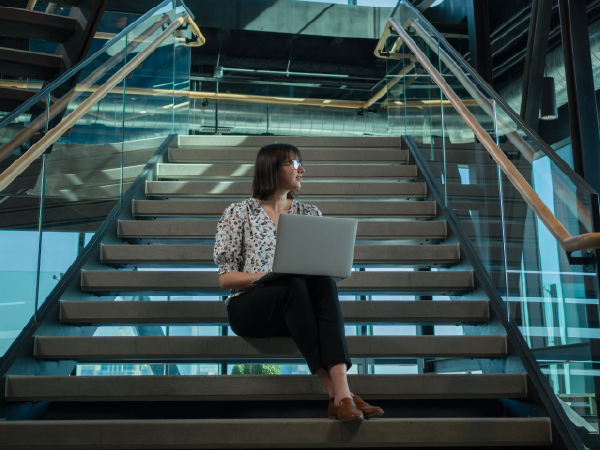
{"left": 285, "top": 159, "right": 303, "bottom": 170}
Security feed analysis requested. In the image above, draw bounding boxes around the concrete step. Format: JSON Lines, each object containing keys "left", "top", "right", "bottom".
{"left": 0, "top": 47, "right": 64, "bottom": 81}
{"left": 132, "top": 200, "right": 437, "bottom": 218}
{"left": 169, "top": 147, "right": 409, "bottom": 164}
{"left": 33, "top": 335, "right": 507, "bottom": 359}
{"left": 99, "top": 244, "right": 461, "bottom": 268}
{"left": 0, "top": 417, "right": 552, "bottom": 448}
{"left": 0, "top": 7, "right": 78, "bottom": 43}
{"left": 5, "top": 373, "right": 524, "bottom": 402}
{"left": 80, "top": 270, "right": 474, "bottom": 296}
{"left": 176, "top": 135, "right": 402, "bottom": 148}
{"left": 157, "top": 163, "right": 417, "bottom": 180}
{"left": 59, "top": 300, "right": 489, "bottom": 326}
{"left": 118, "top": 219, "right": 447, "bottom": 242}
{"left": 145, "top": 181, "right": 428, "bottom": 198}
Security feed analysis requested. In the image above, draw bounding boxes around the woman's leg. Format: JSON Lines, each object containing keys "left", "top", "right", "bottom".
{"left": 316, "top": 368, "right": 335, "bottom": 398}
{"left": 301, "top": 276, "right": 354, "bottom": 406}
{"left": 302, "top": 276, "right": 352, "bottom": 371}
{"left": 328, "top": 362, "right": 352, "bottom": 407}
{"left": 227, "top": 276, "right": 325, "bottom": 374}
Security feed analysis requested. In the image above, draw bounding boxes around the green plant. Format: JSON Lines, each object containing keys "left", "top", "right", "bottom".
{"left": 231, "top": 364, "right": 281, "bottom": 375}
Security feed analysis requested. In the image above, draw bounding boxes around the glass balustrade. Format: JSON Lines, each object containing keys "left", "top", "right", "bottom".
{"left": 0, "top": 0, "right": 193, "bottom": 360}
{"left": 389, "top": 0, "right": 600, "bottom": 443}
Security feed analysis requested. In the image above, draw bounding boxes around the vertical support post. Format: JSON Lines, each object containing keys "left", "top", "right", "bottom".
{"left": 520, "top": 0, "right": 553, "bottom": 131}
{"left": 558, "top": 0, "right": 600, "bottom": 192}
{"left": 465, "top": 0, "right": 493, "bottom": 86}
{"left": 416, "top": 268, "right": 433, "bottom": 374}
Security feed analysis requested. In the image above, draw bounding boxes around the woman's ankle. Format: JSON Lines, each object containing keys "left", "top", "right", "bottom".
{"left": 333, "top": 388, "right": 352, "bottom": 407}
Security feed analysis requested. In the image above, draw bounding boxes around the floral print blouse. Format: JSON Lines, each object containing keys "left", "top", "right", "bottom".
{"left": 213, "top": 197, "right": 323, "bottom": 304}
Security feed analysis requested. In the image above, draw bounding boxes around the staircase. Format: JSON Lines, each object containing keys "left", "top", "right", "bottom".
{"left": 0, "top": 0, "right": 108, "bottom": 116}
{"left": 0, "top": 135, "right": 556, "bottom": 448}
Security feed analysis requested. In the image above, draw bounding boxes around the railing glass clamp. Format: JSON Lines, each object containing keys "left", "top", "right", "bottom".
{"left": 566, "top": 250, "right": 595, "bottom": 267}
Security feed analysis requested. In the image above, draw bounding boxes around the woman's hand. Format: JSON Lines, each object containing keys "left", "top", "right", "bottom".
{"left": 219, "top": 271, "right": 267, "bottom": 291}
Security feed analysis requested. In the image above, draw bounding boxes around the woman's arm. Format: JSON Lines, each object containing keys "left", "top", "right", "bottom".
{"left": 219, "top": 271, "right": 266, "bottom": 291}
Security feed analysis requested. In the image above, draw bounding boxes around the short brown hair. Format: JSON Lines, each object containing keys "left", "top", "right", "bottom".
{"left": 252, "top": 143, "right": 302, "bottom": 200}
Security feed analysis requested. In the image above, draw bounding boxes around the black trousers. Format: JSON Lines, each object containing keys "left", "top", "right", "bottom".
{"left": 227, "top": 275, "right": 352, "bottom": 374}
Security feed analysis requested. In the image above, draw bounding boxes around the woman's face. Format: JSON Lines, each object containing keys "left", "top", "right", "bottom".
{"left": 277, "top": 152, "right": 305, "bottom": 192}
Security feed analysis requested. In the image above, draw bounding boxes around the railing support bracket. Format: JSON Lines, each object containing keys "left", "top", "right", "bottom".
{"left": 566, "top": 250, "right": 595, "bottom": 267}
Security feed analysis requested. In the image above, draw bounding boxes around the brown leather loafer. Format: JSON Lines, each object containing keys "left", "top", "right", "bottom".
{"left": 328, "top": 397, "right": 365, "bottom": 422}
{"left": 352, "top": 395, "right": 384, "bottom": 419}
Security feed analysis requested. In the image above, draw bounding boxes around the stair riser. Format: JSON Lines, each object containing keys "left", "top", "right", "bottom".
{"left": 0, "top": 418, "right": 552, "bottom": 448}
{"left": 59, "top": 300, "right": 490, "bottom": 325}
{"left": 99, "top": 244, "right": 461, "bottom": 268}
{"left": 33, "top": 335, "right": 507, "bottom": 359}
{"left": 145, "top": 181, "right": 428, "bottom": 198}
{"left": 5, "top": 373, "right": 526, "bottom": 402}
{"left": 157, "top": 163, "right": 417, "bottom": 180}
{"left": 117, "top": 220, "right": 448, "bottom": 241}
{"left": 80, "top": 270, "right": 475, "bottom": 296}
{"left": 132, "top": 200, "right": 438, "bottom": 218}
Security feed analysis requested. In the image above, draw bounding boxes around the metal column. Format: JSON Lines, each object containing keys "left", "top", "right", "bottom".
{"left": 466, "top": 0, "right": 493, "bottom": 86}
{"left": 558, "top": 0, "right": 600, "bottom": 191}
{"left": 520, "top": 0, "right": 553, "bottom": 131}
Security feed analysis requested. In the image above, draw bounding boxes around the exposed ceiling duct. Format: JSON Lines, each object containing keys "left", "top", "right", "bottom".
{"left": 189, "top": 101, "right": 492, "bottom": 142}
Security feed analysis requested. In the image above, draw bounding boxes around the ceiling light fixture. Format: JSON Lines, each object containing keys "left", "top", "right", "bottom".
{"left": 540, "top": 76, "right": 558, "bottom": 120}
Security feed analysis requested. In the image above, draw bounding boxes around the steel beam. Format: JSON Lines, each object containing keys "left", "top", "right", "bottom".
{"left": 466, "top": 0, "right": 493, "bottom": 85}
{"left": 520, "top": 0, "right": 553, "bottom": 131}
{"left": 558, "top": 0, "right": 600, "bottom": 192}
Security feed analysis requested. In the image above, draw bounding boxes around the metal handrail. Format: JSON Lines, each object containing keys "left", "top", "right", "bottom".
{"left": 0, "top": 13, "right": 191, "bottom": 192}
{"left": 0, "top": 0, "right": 202, "bottom": 132}
{"left": 377, "top": 16, "right": 600, "bottom": 252}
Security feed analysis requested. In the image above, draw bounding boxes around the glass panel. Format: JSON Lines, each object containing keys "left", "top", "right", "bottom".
{"left": 0, "top": 100, "right": 43, "bottom": 358}
{"left": 0, "top": 0, "right": 193, "bottom": 358}
{"left": 394, "top": 0, "right": 600, "bottom": 439}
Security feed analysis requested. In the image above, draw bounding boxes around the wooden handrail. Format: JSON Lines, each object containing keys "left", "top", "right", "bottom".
{"left": 183, "top": 16, "right": 206, "bottom": 47}
{"left": 381, "top": 17, "right": 600, "bottom": 252}
{"left": 0, "top": 14, "right": 190, "bottom": 193}
{"left": 376, "top": 18, "right": 593, "bottom": 235}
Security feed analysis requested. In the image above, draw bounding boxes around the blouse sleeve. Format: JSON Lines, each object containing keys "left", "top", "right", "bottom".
{"left": 308, "top": 204, "right": 323, "bottom": 217}
{"left": 213, "top": 204, "right": 244, "bottom": 275}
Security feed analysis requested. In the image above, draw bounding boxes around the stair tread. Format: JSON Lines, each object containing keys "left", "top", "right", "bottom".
{"left": 0, "top": 7, "right": 78, "bottom": 43}
{"left": 59, "top": 300, "right": 489, "bottom": 325}
{"left": 80, "top": 270, "right": 474, "bottom": 295}
{"left": 132, "top": 200, "right": 437, "bottom": 218}
{"left": 169, "top": 147, "right": 410, "bottom": 164}
{"left": 0, "top": 417, "right": 552, "bottom": 448}
{"left": 99, "top": 244, "right": 461, "bottom": 267}
{"left": 5, "top": 373, "right": 525, "bottom": 401}
{"left": 0, "top": 46, "right": 63, "bottom": 80}
{"left": 118, "top": 219, "right": 447, "bottom": 240}
{"left": 145, "top": 181, "right": 428, "bottom": 198}
{"left": 175, "top": 135, "right": 402, "bottom": 149}
{"left": 157, "top": 163, "right": 417, "bottom": 179}
{"left": 33, "top": 335, "right": 507, "bottom": 359}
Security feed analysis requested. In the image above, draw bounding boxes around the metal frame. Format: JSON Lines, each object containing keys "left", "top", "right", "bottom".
{"left": 558, "top": 0, "right": 600, "bottom": 193}
{"left": 395, "top": 0, "right": 600, "bottom": 203}
{"left": 0, "top": 0, "right": 196, "bottom": 131}
{"left": 405, "top": 135, "right": 585, "bottom": 450}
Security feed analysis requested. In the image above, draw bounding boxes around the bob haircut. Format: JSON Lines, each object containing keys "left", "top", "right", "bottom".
{"left": 252, "top": 143, "right": 302, "bottom": 200}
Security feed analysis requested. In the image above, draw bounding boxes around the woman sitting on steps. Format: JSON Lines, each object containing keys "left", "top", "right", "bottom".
{"left": 213, "top": 142, "right": 384, "bottom": 423}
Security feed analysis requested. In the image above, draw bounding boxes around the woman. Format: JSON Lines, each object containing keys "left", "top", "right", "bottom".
{"left": 213, "top": 143, "right": 383, "bottom": 422}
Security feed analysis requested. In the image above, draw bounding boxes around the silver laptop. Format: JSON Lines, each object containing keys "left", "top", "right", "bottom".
{"left": 251, "top": 213, "right": 358, "bottom": 285}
